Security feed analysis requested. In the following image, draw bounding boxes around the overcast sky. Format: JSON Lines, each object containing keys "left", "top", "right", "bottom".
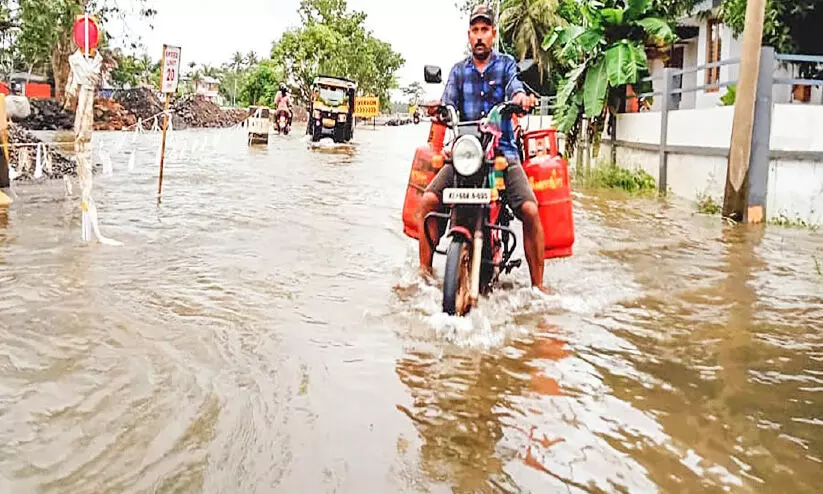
{"left": 108, "top": 0, "right": 474, "bottom": 100}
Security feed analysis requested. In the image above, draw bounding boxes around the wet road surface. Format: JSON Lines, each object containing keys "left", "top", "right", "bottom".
{"left": 0, "top": 126, "right": 821, "bottom": 493}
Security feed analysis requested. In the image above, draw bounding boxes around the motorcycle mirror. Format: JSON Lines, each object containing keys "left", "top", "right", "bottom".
{"left": 424, "top": 65, "right": 442, "bottom": 84}
{"left": 517, "top": 59, "right": 536, "bottom": 75}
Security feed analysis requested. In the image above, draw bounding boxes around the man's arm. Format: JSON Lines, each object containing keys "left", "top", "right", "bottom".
{"left": 441, "top": 64, "right": 460, "bottom": 110}
{"left": 504, "top": 57, "right": 537, "bottom": 111}
{"left": 504, "top": 58, "right": 526, "bottom": 100}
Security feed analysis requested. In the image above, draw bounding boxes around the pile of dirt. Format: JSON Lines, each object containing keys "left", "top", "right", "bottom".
{"left": 173, "top": 95, "right": 246, "bottom": 128}
{"left": 93, "top": 99, "right": 137, "bottom": 131}
{"left": 112, "top": 87, "right": 163, "bottom": 122}
{"left": 19, "top": 98, "right": 142, "bottom": 132}
{"left": 17, "top": 90, "right": 248, "bottom": 133}
{"left": 112, "top": 87, "right": 186, "bottom": 130}
{"left": 225, "top": 108, "right": 249, "bottom": 124}
{"left": 8, "top": 124, "right": 76, "bottom": 180}
{"left": 18, "top": 99, "right": 75, "bottom": 131}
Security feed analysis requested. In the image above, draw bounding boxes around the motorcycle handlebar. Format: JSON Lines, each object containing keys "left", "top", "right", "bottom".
{"left": 498, "top": 101, "right": 529, "bottom": 117}
{"left": 429, "top": 100, "right": 533, "bottom": 124}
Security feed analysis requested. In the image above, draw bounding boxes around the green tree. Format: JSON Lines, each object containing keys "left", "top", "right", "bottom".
{"left": 499, "top": 0, "right": 563, "bottom": 82}
{"left": 230, "top": 51, "right": 245, "bottom": 71}
{"left": 721, "top": 0, "right": 823, "bottom": 72}
{"left": 544, "top": 0, "right": 676, "bottom": 155}
{"left": 200, "top": 64, "right": 220, "bottom": 78}
{"left": 245, "top": 50, "right": 258, "bottom": 67}
{"left": 240, "top": 59, "right": 283, "bottom": 106}
{"left": 270, "top": 0, "right": 404, "bottom": 108}
{"left": 220, "top": 69, "right": 247, "bottom": 107}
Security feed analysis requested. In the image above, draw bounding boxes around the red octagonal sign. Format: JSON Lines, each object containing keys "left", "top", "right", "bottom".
{"left": 73, "top": 15, "right": 100, "bottom": 52}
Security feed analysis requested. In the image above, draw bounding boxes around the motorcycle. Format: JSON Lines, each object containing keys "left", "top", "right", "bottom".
{"left": 421, "top": 60, "right": 538, "bottom": 316}
{"left": 275, "top": 110, "right": 291, "bottom": 135}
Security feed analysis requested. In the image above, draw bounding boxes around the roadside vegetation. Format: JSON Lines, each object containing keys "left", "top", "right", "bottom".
{"left": 769, "top": 212, "right": 819, "bottom": 231}
{"left": 573, "top": 160, "right": 657, "bottom": 194}
{"left": 696, "top": 192, "right": 722, "bottom": 215}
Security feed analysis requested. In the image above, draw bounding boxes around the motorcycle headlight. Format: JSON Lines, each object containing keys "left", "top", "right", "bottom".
{"left": 451, "top": 135, "right": 483, "bottom": 176}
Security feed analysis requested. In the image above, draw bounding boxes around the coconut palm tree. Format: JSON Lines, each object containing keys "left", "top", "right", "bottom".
{"left": 245, "top": 51, "right": 258, "bottom": 67}
{"left": 231, "top": 51, "right": 245, "bottom": 71}
{"left": 499, "top": 0, "right": 563, "bottom": 82}
{"left": 201, "top": 64, "right": 220, "bottom": 78}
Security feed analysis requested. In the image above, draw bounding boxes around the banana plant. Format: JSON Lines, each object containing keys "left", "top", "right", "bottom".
{"left": 543, "top": 0, "right": 676, "bottom": 156}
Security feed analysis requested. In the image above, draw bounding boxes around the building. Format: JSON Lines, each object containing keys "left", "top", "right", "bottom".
{"left": 1, "top": 72, "right": 51, "bottom": 99}
{"left": 195, "top": 76, "right": 221, "bottom": 104}
{"left": 647, "top": 0, "right": 822, "bottom": 110}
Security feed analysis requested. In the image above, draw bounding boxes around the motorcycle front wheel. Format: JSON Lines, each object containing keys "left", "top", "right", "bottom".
{"left": 443, "top": 237, "right": 472, "bottom": 316}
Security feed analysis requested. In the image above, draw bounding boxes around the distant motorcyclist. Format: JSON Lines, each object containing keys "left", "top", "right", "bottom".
{"left": 274, "top": 84, "right": 293, "bottom": 128}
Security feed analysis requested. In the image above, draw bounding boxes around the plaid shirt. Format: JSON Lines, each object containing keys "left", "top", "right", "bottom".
{"left": 441, "top": 51, "right": 525, "bottom": 161}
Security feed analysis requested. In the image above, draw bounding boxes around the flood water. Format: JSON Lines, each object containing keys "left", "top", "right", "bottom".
{"left": 1, "top": 126, "right": 821, "bottom": 493}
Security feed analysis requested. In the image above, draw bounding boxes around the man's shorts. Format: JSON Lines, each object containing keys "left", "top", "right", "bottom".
{"left": 425, "top": 159, "right": 537, "bottom": 219}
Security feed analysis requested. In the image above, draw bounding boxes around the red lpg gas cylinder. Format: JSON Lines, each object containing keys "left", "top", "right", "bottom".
{"left": 523, "top": 129, "right": 575, "bottom": 259}
{"left": 402, "top": 122, "right": 447, "bottom": 239}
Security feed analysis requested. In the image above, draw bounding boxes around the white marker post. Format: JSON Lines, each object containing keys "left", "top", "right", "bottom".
{"left": 157, "top": 44, "right": 181, "bottom": 201}
{"left": 67, "top": 13, "right": 120, "bottom": 245}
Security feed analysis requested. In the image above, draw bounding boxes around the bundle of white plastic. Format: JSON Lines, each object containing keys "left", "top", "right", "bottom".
{"left": 66, "top": 48, "right": 122, "bottom": 246}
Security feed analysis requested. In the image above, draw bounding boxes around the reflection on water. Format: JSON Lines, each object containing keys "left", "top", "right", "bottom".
{"left": 0, "top": 126, "right": 821, "bottom": 493}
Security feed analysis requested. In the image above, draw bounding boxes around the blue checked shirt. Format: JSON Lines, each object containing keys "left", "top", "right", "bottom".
{"left": 441, "top": 51, "right": 526, "bottom": 162}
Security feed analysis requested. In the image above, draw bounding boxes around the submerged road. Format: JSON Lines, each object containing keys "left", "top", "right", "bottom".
{"left": 0, "top": 126, "right": 821, "bottom": 493}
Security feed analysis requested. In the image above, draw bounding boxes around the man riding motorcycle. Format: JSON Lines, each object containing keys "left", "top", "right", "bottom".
{"left": 417, "top": 5, "right": 550, "bottom": 294}
{"left": 274, "top": 84, "right": 293, "bottom": 130}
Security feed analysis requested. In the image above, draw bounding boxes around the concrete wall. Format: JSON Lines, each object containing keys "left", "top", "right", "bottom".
{"left": 517, "top": 110, "right": 822, "bottom": 225}
{"left": 605, "top": 105, "right": 823, "bottom": 225}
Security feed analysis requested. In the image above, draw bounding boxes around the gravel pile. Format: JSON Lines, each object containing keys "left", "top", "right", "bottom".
{"left": 8, "top": 124, "right": 77, "bottom": 180}
{"left": 18, "top": 99, "right": 75, "bottom": 131}
{"left": 173, "top": 95, "right": 246, "bottom": 128}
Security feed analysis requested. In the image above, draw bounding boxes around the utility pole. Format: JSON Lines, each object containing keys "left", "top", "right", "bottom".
{"left": 723, "top": 0, "right": 768, "bottom": 222}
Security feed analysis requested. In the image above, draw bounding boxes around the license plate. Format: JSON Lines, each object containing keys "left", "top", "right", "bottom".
{"left": 443, "top": 188, "right": 491, "bottom": 204}
{"left": 322, "top": 118, "right": 336, "bottom": 127}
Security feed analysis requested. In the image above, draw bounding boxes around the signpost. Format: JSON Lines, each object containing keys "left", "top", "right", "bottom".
{"left": 157, "top": 44, "right": 181, "bottom": 200}
{"left": 355, "top": 96, "right": 380, "bottom": 128}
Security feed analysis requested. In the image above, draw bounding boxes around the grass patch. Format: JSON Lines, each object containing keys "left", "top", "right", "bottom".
{"left": 696, "top": 192, "right": 722, "bottom": 215}
{"left": 573, "top": 161, "right": 657, "bottom": 194}
{"left": 769, "top": 212, "right": 819, "bottom": 231}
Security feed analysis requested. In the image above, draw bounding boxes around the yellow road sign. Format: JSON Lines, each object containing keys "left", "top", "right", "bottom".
{"left": 355, "top": 96, "right": 380, "bottom": 118}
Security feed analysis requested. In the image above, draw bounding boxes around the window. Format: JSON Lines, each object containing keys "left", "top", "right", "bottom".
{"left": 319, "top": 85, "right": 346, "bottom": 106}
{"left": 705, "top": 19, "right": 722, "bottom": 92}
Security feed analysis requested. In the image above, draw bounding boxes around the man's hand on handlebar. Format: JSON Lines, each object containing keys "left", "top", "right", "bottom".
{"left": 513, "top": 92, "right": 538, "bottom": 112}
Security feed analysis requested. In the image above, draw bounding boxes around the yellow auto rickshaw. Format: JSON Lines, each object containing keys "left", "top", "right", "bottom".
{"left": 307, "top": 75, "right": 357, "bottom": 143}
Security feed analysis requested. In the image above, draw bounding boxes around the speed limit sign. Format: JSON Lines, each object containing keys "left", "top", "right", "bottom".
{"left": 160, "top": 44, "right": 182, "bottom": 93}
